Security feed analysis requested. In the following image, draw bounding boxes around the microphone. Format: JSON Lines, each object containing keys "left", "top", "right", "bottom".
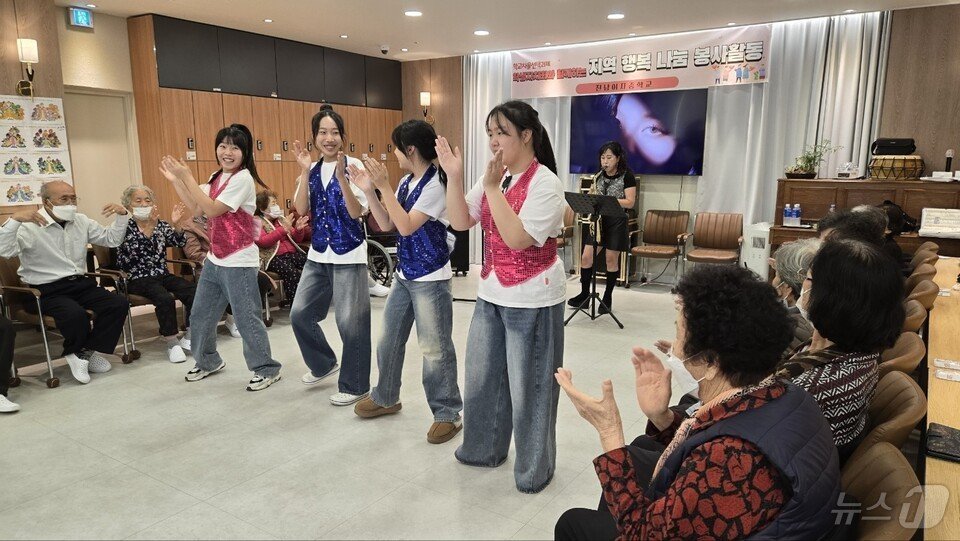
{"left": 947, "top": 149, "right": 954, "bottom": 173}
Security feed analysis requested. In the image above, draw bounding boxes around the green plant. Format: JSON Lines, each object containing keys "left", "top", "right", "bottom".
{"left": 785, "top": 141, "right": 843, "bottom": 174}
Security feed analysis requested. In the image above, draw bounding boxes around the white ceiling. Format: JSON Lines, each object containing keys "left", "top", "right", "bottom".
{"left": 56, "top": 0, "right": 960, "bottom": 60}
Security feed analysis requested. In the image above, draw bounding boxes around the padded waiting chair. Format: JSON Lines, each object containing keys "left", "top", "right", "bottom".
{"left": 917, "top": 241, "right": 940, "bottom": 254}
{"left": 629, "top": 210, "right": 689, "bottom": 286}
{"left": 0, "top": 256, "right": 133, "bottom": 388}
{"left": 841, "top": 442, "right": 924, "bottom": 540}
{"left": 683, "top": 212, "right": 743, "bottom": 269}
{"left": 907, "top": 279, "right": 939, "bottom": 311}
{"left": 907, "top": 250, "right": 938, "bottom": 274}
{"left": 905, "top": 263, "right": 936, "bottom": 294}
{"left": 848, "top": 371, "right": 927, "bottom": 464}
{"left": 902, "top": 300, "right": 927, "bottom": 333}
{"left": 879, "top": 331, "right": 926, "bottom": 378}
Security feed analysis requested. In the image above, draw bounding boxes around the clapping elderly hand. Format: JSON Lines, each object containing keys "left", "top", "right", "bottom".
{"left": 555, "top": 368, "right": 625, "bottom": 452}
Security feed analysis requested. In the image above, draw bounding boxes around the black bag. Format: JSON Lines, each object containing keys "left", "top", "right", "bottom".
{"left": 881, "top": 200, "right": 918, "bottom": 233}
{"left": 926, "top": 423, "right": 960, "bottom": 463}
{"left": 871, "top": 138, "right": 916, "bottom": 156}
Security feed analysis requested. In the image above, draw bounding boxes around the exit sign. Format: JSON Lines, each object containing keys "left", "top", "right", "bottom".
{"left": 68, "top": 7, "right": 94, "bottom": 29}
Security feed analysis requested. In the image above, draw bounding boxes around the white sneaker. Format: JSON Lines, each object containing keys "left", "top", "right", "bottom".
{"left": 84, "top": 351, "right": 112, "bottom": 374}
{"left": 330, "top": 391, "right": 369, "bottom": 406}
{"left": 246, "top": 373, "right": 281, "bottom": 391}
{"left": 0, "top": 394, "right": 20, "bottom": 413}
{"left": 167, "top": 344, "right": 187, "bottom": 363}
{"left": 185, "top": 361, "right": 225, "bottom": 382}
{"left": 179, "top": 337, "right": 191, "bottom": 351}
{"left": 369, "top": 282, "right": 390, "bottom": 297}
{"left": 63, "top": 353, "right": 91, "bottom": 384}
{"left": 301, "top": 363, "right": 340, "bottom": 385}
{"left": 225, "top": 316, "right": 241, "bottom": 338}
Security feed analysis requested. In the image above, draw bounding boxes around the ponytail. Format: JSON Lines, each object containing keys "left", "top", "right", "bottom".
{"left": 390, "top": 119, "right": 447, "bottom": 187}
{"left": 485, "top": 100, "right": 558, "bottom": 175}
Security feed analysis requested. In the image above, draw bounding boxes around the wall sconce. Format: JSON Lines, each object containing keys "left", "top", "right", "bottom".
{"left": 420, "top": 91, "right": 434, "bottom": 125}
{"left": 16, "top": 39, "right": 39, "bottom": 96}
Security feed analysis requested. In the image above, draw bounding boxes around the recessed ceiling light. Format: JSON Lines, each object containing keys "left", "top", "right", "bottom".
{"left": 473, "top": 49, "right": 480, "bottom": 53}
{"left": 263, "top": 18, "right": 273, "bottom": 23}
{"left": 727, "top": 22, "right": 736, "bottom": 26}
{"left": 628, "top": 32, "right": 637, "bottom": 36}
{"left": 607, "top": 13, "right": 625, "bottom": 20}
{"left": 404, "top": 10, "right": 422, "bottom": 17}
{"left": 544, "top": 42, "right": 552, "bottom": 45}
{"left": 339, "top": 34, "right": 348, "bottom": 38}
{"left": 86, "top": 3, "right": 96, "bottom": 6}
{"left": 474, "top": 29, "right": 490, "bottom": 36}
{"left": 844, "top": 8, "right": 857, "bottom": 12}
{"left": 401, "top": 48, "right": 409, "bottom": 52}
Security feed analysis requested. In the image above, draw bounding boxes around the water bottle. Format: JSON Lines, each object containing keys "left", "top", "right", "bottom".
{"left": 783, "top": 203, "right": 792, "bottom": 226}
{"left": 829, "top": 203, "right": 836, "bottom": 213}
{"left": 794, "top": 204, "right": 802, "bottom": 226}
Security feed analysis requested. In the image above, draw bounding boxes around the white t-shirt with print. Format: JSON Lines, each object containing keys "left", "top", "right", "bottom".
{"left": 395, "top": 168, "right": 453, "bottom": 282}
{"left": 201, "top": 169, "right": 260, "bottom": 268}
{"left": 465, "top": 165, "right": 565, "bottom": 308}
{"left": 303, "top": 157, "right": 369, "bottom": 265}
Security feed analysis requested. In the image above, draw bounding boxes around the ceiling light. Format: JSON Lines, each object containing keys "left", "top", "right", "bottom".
{"left": 404, "top": 10, "right": 422, "bottom": 17}
{"left": 473, "top": 49, "right": 479, "bottom": 53}
{"left": 86, "top": 3, "right": 96, "bottom": 6}
{"left": 844, "top": 9, "right": 857, "bottom": 12}
{"left": 607, "top": 13, "right": 625, "bottom": 20}
{"left": 474, "top": 30, "right": 489, "bottom": 36}
{"left": 401, "top": 48, "right": 409, "bottom": 52}
{"left": 339, "top": 34, "right": 348, "bottom": 38}
{"left": 727, "top": 22, "right": 736, "bottom": 26}
{"left": 628, "top": 32, "right": 637, "bottom": 36}
{"left": 544, "top": 42, "right": 551, "bottom": 45}
{"left": 263, "top": 18, "right": 273, "bottom": 23}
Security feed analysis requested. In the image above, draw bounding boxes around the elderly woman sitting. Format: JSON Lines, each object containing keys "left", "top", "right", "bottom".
{"left": 771, "top": 238, "right": 820, "bottom": 350}
{"left": 116, "top": 185, "right": 195, "bottom": 363}
{"left": 555, "top": 265, "right": 840, "bottom": 540}
{"left": 255, "top": 190, "right": 309, "bottom": 302}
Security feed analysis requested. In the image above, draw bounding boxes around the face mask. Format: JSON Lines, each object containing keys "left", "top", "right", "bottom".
{"left": 132, "top": 206, "right": 153, "bottom": 220}
{"left": 267, "top": 205, "right": 283, "bottom": 218}
{"left": 51, "top": 204, "right": 77, "bottom": 222}
{"left": 664, "top": 349, "right": 705, "bottom": 398}
{"left": 797, "top": 288, "right": 812, "bottom": 321}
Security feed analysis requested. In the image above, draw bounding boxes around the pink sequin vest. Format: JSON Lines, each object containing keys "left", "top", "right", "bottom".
{"left": 207, "top": 171, "right": 259, "bottom": 260}
{"left": 480, "top": 160, "right": 558, "bottom": 287}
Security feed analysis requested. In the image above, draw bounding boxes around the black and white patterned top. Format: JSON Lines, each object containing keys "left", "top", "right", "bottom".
{"left": 116, "top": 220, "right": 186, "bottom": 281}
{"left": 594, "top": 170, "right": 637, "bottom": 199}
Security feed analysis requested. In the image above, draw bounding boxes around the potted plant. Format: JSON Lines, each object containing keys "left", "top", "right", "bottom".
{"left": 784, "top": 141, "right": 842, "bottom": 179}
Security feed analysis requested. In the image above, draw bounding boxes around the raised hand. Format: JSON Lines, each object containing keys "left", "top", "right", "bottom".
{"left": 555, "top": 368, "right": 624, "bottom": 451}
{"left": 483, "top": 149, "right": 505, "bottom": 190}
{"left": 631, "top": 347, "right": 673, "bottom": 428}
{"left": 277, "top": 214, "right": 293, "bottom": 233}
{"left": 361, "top": 156, "right": 390, "bottom": 190}
{"left": 291, "top": 140, "right": 312, "bottom": 171}
{"left": 11, "top": 209, "right": 48, "bottom": 226}
{"left": 335, "top": 151, "right": 347, "bottom": 182}
{"left": 347, "top": 163, "right": 374, "bottom": 193}
{"left": 435, "top": 136, "right": 463, "bottom": 179}
{"left": 159, "top": 155, "right": 191, "bottom": 182}
{"left": 654, "top": 339, "right": 672, "bottom": 355}
{"left": 294, "top": 215, "right": 310, "bottom": 230}
{"left": 171, "top": 203, "right": 186, "bottom": 225}
{"left": 102, "top": 203, "right": 129, "bottom": 218}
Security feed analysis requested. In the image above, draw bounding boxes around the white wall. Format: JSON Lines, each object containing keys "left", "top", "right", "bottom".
{"left": 57, "top": 9, "right": 133, "bottom": 93}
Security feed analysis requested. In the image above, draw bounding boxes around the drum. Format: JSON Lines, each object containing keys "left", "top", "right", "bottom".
{"left": 868, "top": 155, "right": 925, "bottom": 181}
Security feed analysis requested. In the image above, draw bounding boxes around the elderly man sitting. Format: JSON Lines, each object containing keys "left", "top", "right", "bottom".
{"left": 0, "top": 181, "right": 130, "bottom": 384}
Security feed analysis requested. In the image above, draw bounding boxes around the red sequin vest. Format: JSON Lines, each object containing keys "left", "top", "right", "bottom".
{"left": 207, "top": 171, "right": 259, "bottom": 260}
{"left": 480, "top": 160, "right": 557, "bottom": 287}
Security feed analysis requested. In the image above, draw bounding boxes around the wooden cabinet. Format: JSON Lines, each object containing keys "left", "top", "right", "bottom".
{"left": 194, "top": 161, "right": 219, "bottom": 183}
{"left": 278, "top": 100, "right": 305, "bottom": 159}
{"left": 365, "top": 107, "right": 388, "bottom": 160}
{"left": 302, "top": 101, "right": 325, "bottom": 159}
{"left": 365, "top": 57, "right": 402, "bottom": 110}
{"left": 191, "top": 91, "right": 224, "bottom": 162}
{"left": 153, "top": 16, "right": 221, "bottom": 91}
{"left": 257, "top": 161, "right": 284, "bottom": 202}
{"left": 251, "top": 97, "right": 282, "bottom": 163}
{"left": 385, "top": 109, "right": 402, "bottom": 157}
{"left": 385, "top": 161, "right": 403, "bottom": 191}
{"left": 324, "top": 48, "right": 366, "bottom": 106}
{"left": 222, "top": 94, "right": 253, "bottom": 130}
{"left": 281, "top": 162, "right": 305, "bottom": 211}
{"left": 159, "top": 88, "right": 196, "bottom": 158}
{"left": 338, "top": 105, "right": 368, "bottom": 157}
{"left": 276, "top": 39, "right": 325, "bottom": 102}
{"left": 218, "top": 28, "right": 277, "bottom": 97}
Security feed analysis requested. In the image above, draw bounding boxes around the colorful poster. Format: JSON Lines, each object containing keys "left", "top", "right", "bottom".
{"left": 0, "top": 95, "right": 72, "bottom": 206}
{"left": 510, "top": 25, "right": 772, "bottom": 99}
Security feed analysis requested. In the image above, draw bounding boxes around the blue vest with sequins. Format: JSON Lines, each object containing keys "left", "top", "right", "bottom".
{"left": 397, "top": 165, "right": 449, "bottom": 280}
{"left": 309, "top": 161, "right": 365, "bottom": 255}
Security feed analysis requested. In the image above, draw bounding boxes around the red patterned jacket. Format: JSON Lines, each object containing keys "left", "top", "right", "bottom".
{"left": 595, "top": 381, "right": 792, "bottom": 540}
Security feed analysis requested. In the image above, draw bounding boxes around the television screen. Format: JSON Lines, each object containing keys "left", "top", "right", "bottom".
{"left": 569, "top": 89, "right": 708, "bottom": 176}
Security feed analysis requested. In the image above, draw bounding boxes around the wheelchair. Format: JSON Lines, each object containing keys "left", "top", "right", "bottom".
{"left": 365, "top": 212, "right": 398, "bottom": 288}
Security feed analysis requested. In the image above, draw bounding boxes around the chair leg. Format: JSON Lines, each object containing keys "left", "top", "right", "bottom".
{"left": 263, "top": 291, "right": 273, "bottom": 327}
{"left": 34, "top": 298, "right": 58, "bottom": 389}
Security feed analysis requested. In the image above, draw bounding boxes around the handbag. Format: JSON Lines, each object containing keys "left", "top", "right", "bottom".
{"left": 871, "top": 138, "right": 916, "bottom": 156}
{"left": 926, "top": 423, "right": 960, "bottom": 463}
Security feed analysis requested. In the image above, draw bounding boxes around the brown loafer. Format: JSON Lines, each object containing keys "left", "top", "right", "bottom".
{"left": 427, "top": 420, "right": 463, "bottom": 444}
{"left": 354, "top": 396, "right": 401, "bottom": 418}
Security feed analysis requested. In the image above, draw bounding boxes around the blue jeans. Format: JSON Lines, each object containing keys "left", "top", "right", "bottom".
{"left": 291, "top": 261, "right": 371, "bottom": 395}
{"left": 455, "top": 299, "right": 564, "bottom": 493}
{"left": 190, "top": 262, "right": 281, "bottom": 377}
{"left": 371, "top": 277, "right": 462, "bottom": 422}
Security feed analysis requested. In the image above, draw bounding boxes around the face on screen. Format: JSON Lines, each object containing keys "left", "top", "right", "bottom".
{"left": 615, "top": 94, "right": 678, "bottom": 166}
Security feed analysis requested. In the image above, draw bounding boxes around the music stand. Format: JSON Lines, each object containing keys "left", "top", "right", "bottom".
{"left": 564, "top": 192, "right": 625, "bottom": 329}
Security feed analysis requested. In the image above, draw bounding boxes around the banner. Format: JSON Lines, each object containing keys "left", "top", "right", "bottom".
{"left": 0, "top": 95, "right": 72, "bottom": 206}
{"left": 511, "top": 25, "right": 772, "bottom": 99}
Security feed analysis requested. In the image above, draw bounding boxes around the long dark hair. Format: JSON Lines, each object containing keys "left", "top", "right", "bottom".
{"left": 311, "top": 104, "right": 346, "bottom": 146}
{"left": 485, "top": 100, "right": 557, "bottom": 174}
{"left": 391, "top": 119, "right": 446, "bottom": 185}
{"left": 598, "top": 140, "right": 628, "bottom": 176}
{"left": 214, "top": 124, "right": 268, "bottom": 190}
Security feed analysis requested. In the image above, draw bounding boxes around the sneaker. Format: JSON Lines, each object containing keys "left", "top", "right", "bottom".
{"left": 330, "top": 391, "right": 368, "bottom": 406}
{"left": 0, "top": 394, "right": 20, "bottom": 413}
{"left": 354, "top": 396, "right": 402, "bottom": 418}
{"left": 427, "top": 419, "right": 463, "bottom": 444}
{"left": 246, "top": 373, "right": 281, "bottom": 391}
{"left": 185, "top": 361, "right": 225, "bottom": 382}
{"left": 369, "top": 282, "right": 390, "bottom": 297}
{"left": 63, "top": 353, "right": 90, "bottom": 384}
{"left": 179, "top": 337, "right": 191, "bottom": 351}
{"left": 167, "top": 344, "right": 187, "bottom": 364}
{"left": 83, "top": 350, "right": 112, "bottom": 374}
{"left": 301, "top": 363, "right": 339, "bottom": 385}
{"left": 225, "top": 319, "right": 241, "bottom": 338}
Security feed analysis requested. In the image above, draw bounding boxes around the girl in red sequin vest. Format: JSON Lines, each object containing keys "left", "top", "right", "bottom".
{"left": 159, "top": 124, "right": 283, "bottom": 392}
{"left": 439, "top": 101, "right": 566, "bottom": 493}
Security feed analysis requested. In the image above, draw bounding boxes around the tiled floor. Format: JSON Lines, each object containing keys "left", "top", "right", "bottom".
{"left": 2, "top": 268, "right": 682, "bottom": 540}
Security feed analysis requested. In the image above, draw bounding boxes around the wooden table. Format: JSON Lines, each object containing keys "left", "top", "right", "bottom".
{"left": 924, "top": 258, "right": 960, "bottom": 538}
{"left": 770, "top": 226, "right": 960, "bottom": 256}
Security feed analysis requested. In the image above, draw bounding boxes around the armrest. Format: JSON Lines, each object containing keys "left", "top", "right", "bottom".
{"left": 91, "top": 268, "right": 128, "bottom": 280}
{"left": 629, "top": 229, "right": 644, "bottom": 237}
{"left": 680, "top": 233, "right": 692, "bottom": 243}
{"left": 737, "top": 236, "right": 744, "bottom": 247}
{"left": 0, "top": 285, "right": 40, "bottom": 298}
{"left": 166, "top": 258, "right": 199, "bottom": 269}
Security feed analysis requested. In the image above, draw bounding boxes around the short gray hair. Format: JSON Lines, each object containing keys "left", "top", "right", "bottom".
{"left": 774, "top": 238, "right": 822, "bottom": 296}
{"left": 122, "top": 185, "right": 155, "bottom": 208}
{"left": 852, "top": 204, "right": 889, "bottom": 230}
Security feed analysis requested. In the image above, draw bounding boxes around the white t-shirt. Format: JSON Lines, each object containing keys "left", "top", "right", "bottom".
{"left": 395, "top": 169, "right": 454, "bottom": 282}
{"left": 465, "top": 165, "right": 565, "bottom": 308}
{"left": 304, "top": 157, "right": 369, "bottom": 265}
{"left": 201, "top": 169, "right": 260, "bottom": 268}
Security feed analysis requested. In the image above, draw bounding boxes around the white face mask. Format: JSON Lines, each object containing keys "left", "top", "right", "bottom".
{"left": 796, "top": 287, "right": 812, "bottom": 321}
{"left": 132, "top": 206, "right": 153, "bottom": 220}
{"left": 267, "top": 204, "right": 283, "bottom": 218}
{"left": 664, "top": 349, "right": 705, "bottom": 398}
{"left": 51, "top": 204, "right": 77, "bottom": 222}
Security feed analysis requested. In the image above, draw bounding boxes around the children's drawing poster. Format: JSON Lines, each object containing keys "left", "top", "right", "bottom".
{"left": 0, "top": 95, "right": 72, "bottom": 206}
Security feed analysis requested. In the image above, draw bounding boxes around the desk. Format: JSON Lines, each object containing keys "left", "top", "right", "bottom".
{"left": 769, "top": 227, "right": 960, "bottom": 256}
{"left": 924, "top": 258, "right": 960, "bottom": 539}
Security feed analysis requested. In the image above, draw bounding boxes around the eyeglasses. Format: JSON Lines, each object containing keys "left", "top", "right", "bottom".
{"left": 50, "top": 195, "right": 78, "bottom": 204}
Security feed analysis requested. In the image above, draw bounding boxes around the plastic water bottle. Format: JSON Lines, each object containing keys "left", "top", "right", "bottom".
{"left": 794, "top": 204, "right": 802, "bottom": 226}
{"left": 784, "top": 204, "right": 792, "bottom": 226}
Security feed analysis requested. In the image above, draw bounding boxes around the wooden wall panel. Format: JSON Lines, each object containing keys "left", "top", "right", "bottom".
{"left": 400, "top": 56, "right": 464, "bottom": 159}
{"left": 191, "top": 91, "right": 224, "bottom": 162}
{"left": 128, "top": 15, "right": 164, "bottom": 207}
{"left": 401, "top": 59, "right": 430, "bottom": 124}
{"left": 880, "top": 5, "right": 960, "bottom": 171}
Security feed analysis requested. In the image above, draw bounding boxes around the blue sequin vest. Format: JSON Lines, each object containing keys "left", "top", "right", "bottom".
{"left": 309, "top": 160, "right": 365, "bottom": 255}
{"left": 396, "top": 165, "right": 449, "bottom": 280}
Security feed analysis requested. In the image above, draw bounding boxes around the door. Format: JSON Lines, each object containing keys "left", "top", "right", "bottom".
{"left": 222, "top": 94, "right": 254, "bottom": 131}
{"left": 278, "top": 99, "right": 304, "bottom": 159}
{"left": 366, "top": 107, "right": 388, "bottom": 160}
{"left": 339, "top": 105, "right": 368, "bottom": 158}
{"left": 257, "top": 161, "right": 284, "bottom": 205}
{"left": 302, "top": 101, "right": 323, "bottom": 160}
{"left": 191, "top": 91, "right": 223, "bottom": 162}
{"left": 281, "top": 162, "right": 305, "bottom": 211}
{"left": 251, "top": 97, "right": 282, "bottom": 163}
{"left": 159, "top": 88, "right": 196, "bottom": 160}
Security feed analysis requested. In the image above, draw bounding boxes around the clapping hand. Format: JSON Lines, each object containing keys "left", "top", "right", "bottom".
{"left": 294, "top": 215, "right": 310, "bottom": 230}
{"left": 654, "top": 339, "right": 672, "bottom": 355}
{"left": 335, "top": 151, "right": 347, "bottom": 182}
{"left": 483, "top": 149, "right": 506, "bottom": 191}
{"left": 291, "top": 140, "right": 312, "bottom": 172}
{"left": 631, "top": 347, "right": 674, "bottom": 429}
{"left": 159, "top": 156, "right": 192, "bottom": 183}
{"left": 555, "top": 368, "right": 625, "bottom": 452}
{"left": 361, "top": 157, "right": 390, "bottom": 190}
{"left": 171, "top": 203, "right": 186, "bottom": 225}
{"left": 347, "top": 163, "right": 374, "bottom": 193}
{"left": 102, "top": 203, "right": 128, "bottom": 218}
{"left": 435, "top": 137, "right": 463, "bottom": 179}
